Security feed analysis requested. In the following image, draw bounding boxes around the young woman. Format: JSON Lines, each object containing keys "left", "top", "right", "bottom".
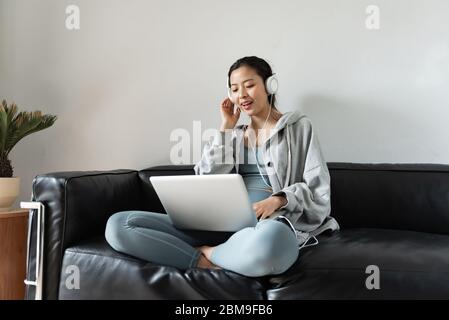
{"left": 105, "top": 56, "right": 339, "bottom": 277}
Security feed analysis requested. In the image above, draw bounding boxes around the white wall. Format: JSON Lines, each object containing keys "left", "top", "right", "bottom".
{"left": 1, "top": 0, "right": 449, "bottom": 206}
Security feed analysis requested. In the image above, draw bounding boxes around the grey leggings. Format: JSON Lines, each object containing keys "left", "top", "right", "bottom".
{"left": 105, "top": 211, "right": 299, "bottom": 277}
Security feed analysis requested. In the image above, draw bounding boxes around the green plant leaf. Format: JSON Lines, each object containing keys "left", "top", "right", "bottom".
{"left": 0, "top": 100, "right": 57, "bottom": 157}
{"left": 0, "top": 100, "right": 19, "bottom": 154}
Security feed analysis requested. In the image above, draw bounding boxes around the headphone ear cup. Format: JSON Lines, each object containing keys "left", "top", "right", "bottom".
{"left": 265, "top": 74, "right": 279, "bottom": 95}
{"left": 227, "top": 77, "right": 234, "bottom": 102}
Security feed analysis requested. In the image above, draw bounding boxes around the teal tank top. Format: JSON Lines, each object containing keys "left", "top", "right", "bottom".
{"left": 239, "top": 144, "right": 273, "bottom": 204}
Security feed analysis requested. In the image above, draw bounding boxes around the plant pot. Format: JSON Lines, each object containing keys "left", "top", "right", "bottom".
{"left": 0, "top": 177, "right": 20, "bottom": 212}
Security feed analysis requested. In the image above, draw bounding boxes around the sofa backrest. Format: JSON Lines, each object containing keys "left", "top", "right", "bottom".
{"left": 139, "top": 165, "right": 193, "bottom": 213}
{"left": 139, "top": 163, "right": 449, "bottom": 235}
{"left": 327, "top": 162, "right": 449, "bottom": 235}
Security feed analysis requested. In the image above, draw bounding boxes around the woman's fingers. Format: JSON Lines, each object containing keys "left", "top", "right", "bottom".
{"left": 261, "top": 212, "right": 272, "bottom": 220}
{"left": 254, "top": 205, "right": 264, "bottom": 219}
{"left": 222, "top": 100, "right": 231, "bottom": 108}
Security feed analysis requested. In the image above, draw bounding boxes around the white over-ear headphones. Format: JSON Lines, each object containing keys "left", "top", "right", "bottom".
{"left": 227, "top": 73, "right": 279, "bottom": 102}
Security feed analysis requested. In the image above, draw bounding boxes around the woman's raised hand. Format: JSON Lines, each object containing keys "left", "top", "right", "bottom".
{"left": 219, "top": 98, "right": 241, "bottom": 132}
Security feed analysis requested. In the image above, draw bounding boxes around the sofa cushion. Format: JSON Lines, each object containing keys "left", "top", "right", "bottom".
{"left": 267, "top": 228, "right": 449, "bottom": 299}
{"left": 58, "top": 229, "right": 449, "bottom": 300}
{"left": 58, "top": 237, "right": 267, "bottom": 300}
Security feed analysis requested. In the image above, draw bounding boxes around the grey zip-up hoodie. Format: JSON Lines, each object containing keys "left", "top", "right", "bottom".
{"left": 193, "top": 110, "right": 339, "bottom": 243}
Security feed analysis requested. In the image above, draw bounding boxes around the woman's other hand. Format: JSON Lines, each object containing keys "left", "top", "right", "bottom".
{"left": 253, "top": 196, "right": 287, "bottom": 220}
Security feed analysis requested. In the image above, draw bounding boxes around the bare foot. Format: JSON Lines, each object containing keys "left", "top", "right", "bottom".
{"left": 195, "top": 254, "right": 221, "bottom": 269}
{"left": 196, "top": 245, "right": 215, "bottom": 260}
{"left": 194, "top": 246, "right": 221, "bottom": 269}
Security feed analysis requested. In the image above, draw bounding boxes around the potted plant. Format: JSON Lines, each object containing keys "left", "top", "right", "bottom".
{"left": 0, "top": 99, "right": 57, "bottom": 212}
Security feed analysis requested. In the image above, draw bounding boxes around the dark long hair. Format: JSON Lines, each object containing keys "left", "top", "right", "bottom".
{"left": 227, "top": 56, "right": 280, "bottom": 113}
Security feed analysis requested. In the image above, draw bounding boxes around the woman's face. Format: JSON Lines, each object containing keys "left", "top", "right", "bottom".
{"left": 229, "top": 66, "right": 269, "bottom": 116}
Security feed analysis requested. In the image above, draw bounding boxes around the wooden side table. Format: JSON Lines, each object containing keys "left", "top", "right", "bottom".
{"left": 0, "top": 209, "right": 28, "bottom": 300}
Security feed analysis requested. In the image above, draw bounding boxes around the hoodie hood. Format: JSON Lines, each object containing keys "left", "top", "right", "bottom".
{"left": 273, "top": 109, "right": 307, "bottom": 131}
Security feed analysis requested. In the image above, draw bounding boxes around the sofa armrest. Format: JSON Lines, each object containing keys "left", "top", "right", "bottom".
{"left": 27, "top": 169, "right": 142, "bottom": 299}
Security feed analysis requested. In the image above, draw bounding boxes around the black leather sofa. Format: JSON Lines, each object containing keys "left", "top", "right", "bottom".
{"left": 24, "top": 162, "right": 449, "bottom": 300}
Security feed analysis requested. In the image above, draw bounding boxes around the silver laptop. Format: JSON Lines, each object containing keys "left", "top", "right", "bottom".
{"left": 149, "top": 174, "right": 258, "bottom": 232}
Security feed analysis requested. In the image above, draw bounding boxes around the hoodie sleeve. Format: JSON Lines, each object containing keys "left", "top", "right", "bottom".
{"left": 271, "top": 119, "right": 331, "bottom": 228}
{"left": 193, "top": 129, "right": 236, "bottom": 175}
